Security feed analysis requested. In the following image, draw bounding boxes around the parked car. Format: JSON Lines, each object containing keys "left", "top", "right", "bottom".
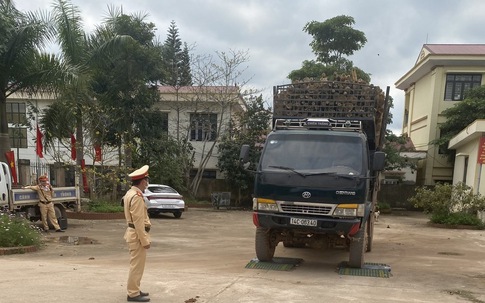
{"left": 143, "top": 184, "right": 185, "bottom": 218}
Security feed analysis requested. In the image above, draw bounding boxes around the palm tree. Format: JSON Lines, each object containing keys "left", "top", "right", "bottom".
{"left": 0, "top": 0, "right": 58, "bottom": 163}
{"left": 49, "top": 0, "right": 135, "bottom": 192}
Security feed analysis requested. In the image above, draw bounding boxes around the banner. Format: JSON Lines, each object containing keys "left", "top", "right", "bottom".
{"left": 4, "top": 151, "right": 17, "bottom": 184}
{"left": 70, "top": 134, "right": 76, "bottom": 160}
{"left": 94, "top": 144, "right": 102, "bottom": 162}
{"left": 478, "top": 137, "right": 485, "bottom": 164}
{"left": 81, "top": 159, "right": 90, "bottom": 193}
{"left": 36, "top": 124, "right": 44, "bottom": 158}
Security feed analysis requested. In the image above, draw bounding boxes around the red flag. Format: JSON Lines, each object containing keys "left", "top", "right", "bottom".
{"left": 70, "top": 134, "right": 76, "bottom": 160}
{"left": 36, "top": 124, "right": 44, "bottom": 158}
{"left": 94, "top": 144, "right": 102, "bottom": 162}
{"left": 81, "top": 159, "right": 90, "bottom": 193}
{"left": 4, "top": 151, "right": 17, "bottom": 184}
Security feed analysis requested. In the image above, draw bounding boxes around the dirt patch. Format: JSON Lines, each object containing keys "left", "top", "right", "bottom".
{"left": 66, "top": 211, "right": 125, "bottom": 220}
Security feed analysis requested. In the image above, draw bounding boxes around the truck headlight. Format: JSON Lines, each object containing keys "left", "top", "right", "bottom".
{"left": 333, "top": 204, "right": 365, "bottom": 217}
{"left": 253, "top": 198, "right": 278, "bottom": 211}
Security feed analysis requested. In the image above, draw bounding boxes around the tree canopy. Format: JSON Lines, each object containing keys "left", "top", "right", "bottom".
{"left": 162, "top": 20, "right": 192, "bottom": 86}
{"left": 303, "top": 15, "right": 367, "bottom": 66}
{"left": 0, "top": 0, "right": 58, "bottom": 163}
{"left": 432, "top": 85, "right": 485, "bottom": 158}
{"left": 217, "top": 95, "right": 272, "bottom": 205}
{"left": 289, "top": 15, "right": 370, "bottom": 83}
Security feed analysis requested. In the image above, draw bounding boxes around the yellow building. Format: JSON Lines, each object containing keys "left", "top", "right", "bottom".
{"left": 395, "top": 44, "right": 485, "bottom": 185}
{"left": 448, "top": 119, "right": 485, "bottom": 195}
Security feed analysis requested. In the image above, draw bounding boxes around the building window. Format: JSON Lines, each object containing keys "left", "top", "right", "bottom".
{"left": 7, "top": 102, "right": 27, "bottom": 124}
{"left": 190, "top": 113, "right": 217, "bottom": 141}
{"left": 8, "top": 127, "right": 28, "bottom": 148}
{"left": 444, "top": 74, "right": 481, "bottom": 101}
{"left": 190, "top": 169, "right": 217, "bottom": 179}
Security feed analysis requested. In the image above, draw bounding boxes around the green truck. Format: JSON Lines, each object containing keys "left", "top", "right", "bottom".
{"left": 241, "top": 79, "right": 389, "bottom": 268}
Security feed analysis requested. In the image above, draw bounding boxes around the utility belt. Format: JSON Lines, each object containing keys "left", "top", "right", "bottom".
{"left": 39, "top": 201, "right": 52, "bottom": 204}
{"left": 128, "top": 223, "right": 150, "bottom": 233}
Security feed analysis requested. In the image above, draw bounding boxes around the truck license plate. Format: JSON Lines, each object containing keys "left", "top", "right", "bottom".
{"left": 290, "top": 217, "right": 317, "bottom": 227}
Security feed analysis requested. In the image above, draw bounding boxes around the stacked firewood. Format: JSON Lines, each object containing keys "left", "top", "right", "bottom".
{"left": 273, "top": 74, "right": 387, "bottom": 146}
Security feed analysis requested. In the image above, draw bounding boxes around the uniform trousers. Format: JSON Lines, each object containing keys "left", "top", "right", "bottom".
{"left": 127, "top": 240, "right": 147, "bottom": 297}
{"left": 38, "top": 202, "right": 61, "bottom": 231}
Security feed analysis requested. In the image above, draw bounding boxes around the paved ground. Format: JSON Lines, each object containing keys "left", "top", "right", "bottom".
{"left": 1, "top": 208, "right": 485, "bottom": 303}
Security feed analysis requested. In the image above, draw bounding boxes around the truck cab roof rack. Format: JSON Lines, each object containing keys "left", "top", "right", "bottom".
{"left": 274, "top": 118, "right": 362, "bottom": 131}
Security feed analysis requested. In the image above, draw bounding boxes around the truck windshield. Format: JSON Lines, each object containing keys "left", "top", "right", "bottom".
{"left": 260, "top": 133, "right": 364, "bottom": 175}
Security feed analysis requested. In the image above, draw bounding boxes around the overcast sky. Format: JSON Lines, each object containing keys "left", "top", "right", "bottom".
{"left": 15, "top": 0, "right": 485, "bottom": 133}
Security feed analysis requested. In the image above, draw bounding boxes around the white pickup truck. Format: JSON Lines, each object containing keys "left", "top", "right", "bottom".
{"left": 1, "top": 161, "right": 80, "bottom": 229}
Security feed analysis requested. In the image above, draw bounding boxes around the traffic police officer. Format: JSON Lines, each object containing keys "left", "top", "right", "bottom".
{"left": 124, "top": 165, "right": 152, "bottom": 302}
{"left": 24, "top": 175, "right": 64, "bottom": 232}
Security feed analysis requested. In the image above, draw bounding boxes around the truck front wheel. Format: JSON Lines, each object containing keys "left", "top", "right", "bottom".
{"left": 348, "top": 220, "right": 367, "bottom": 268}
{"left": 255, "top": 227, "right": 276, "bottom": 262}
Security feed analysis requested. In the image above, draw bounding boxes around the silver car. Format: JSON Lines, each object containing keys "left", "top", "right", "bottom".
{"left": 143, "top": 184, "right": 185, "bottom": 218}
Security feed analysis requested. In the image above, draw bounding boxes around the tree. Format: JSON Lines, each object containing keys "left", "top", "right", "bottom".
{"left": 288, "top": 59, "right": 370, "bottom": 83}
{"left": 0, "top": 0, "right": 58, "bottom": 163}
{"left": 432, "top": 85, "right": 485, "bottom": 159}
{"left": 90, "top": 6, "right": 164, "bottom": 172}
{"left": 217, "top": 95, "right": 271, "bottom": 205}
{"left": 289, "top": 15, "right": 369, "bottom": 82}
{"left": 162, "top": 21, "right": 192, "bottom": 86}
{"left": 303, "top": 15, "right": 367, "bottom": 67}
{"left": 187, "top": 49, "right": 257, "bottom": 197}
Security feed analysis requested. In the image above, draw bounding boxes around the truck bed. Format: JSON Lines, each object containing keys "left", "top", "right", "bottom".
{"left": 273, "top": 80, "right": 387, "bottom": 150}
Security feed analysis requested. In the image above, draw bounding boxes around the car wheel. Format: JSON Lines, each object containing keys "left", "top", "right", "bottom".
{"left": 173, "top": 211, "right": 182, "bottom": 219}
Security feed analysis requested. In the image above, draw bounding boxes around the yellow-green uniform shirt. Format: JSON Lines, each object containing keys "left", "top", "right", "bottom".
{"left": 123, "top": 186, "right": 151, "bottom": 247}
{"left": 25, "top": 184, "right": 53, "bottom": 202}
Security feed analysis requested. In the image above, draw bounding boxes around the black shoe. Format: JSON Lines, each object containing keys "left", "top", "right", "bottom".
{"left": 127, "top": 295, "right": 150, "bottom": 302}
{"left": 55, "top": 229, "right": 65, "bottom": 232}
{"left": 140, "top": 291, "right": 149, "bottom": 297}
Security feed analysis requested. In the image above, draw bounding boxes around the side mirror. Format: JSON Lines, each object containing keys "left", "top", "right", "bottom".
{"left": 372, "top": 151, "right": 386, "bottom": 171}
{"left": 239, "top": 144, "right": 250, "bottom": 163}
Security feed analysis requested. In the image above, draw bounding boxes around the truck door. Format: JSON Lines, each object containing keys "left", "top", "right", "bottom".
{"left": 0, "top": 162, "right": 12, "bottom": 207}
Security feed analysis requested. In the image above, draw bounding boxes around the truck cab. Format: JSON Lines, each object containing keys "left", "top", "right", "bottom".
{"left": 242, "top": 117, "right": 386, "bottom": 268}
{"left": 0, "top": 162, "right": 12, "bottom": 207}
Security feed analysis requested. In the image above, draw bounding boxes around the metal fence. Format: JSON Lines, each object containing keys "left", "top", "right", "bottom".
{"left": 211, "top": 192, "right": 231, "bottom": 209}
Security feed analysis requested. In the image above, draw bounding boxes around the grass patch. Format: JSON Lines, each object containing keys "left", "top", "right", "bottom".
{"left": 85, "top": 200, "right": 124, "bottom": 213}
{"left": 431, "top": 212, "right": 485, "bottom": 229}
{"left": 0, "top": 211, "right": 42, "bottom": 248}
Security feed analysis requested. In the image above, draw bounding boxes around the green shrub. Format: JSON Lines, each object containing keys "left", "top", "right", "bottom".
{"left": 430, "top": 212, "right": 484, "bottom": 227}
{"left": 377, "top": 202, "right": 391, "bottom": 210}
{"left": 409, "top": 182, "right": 485, "bottom": 226}
{"left": 87, "top": 200, "right": 124, "bottom": 213}
{"left": 0, "top": 211, "right": 43, "bottom": 248}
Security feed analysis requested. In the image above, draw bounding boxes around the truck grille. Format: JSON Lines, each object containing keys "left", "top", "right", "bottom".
{"left": 280, "top": 202, "right": 333, "bottom": 215}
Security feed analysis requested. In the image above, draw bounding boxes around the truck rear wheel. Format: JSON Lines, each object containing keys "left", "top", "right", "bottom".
{"left": 348, "top": 220, "right": 367, "bottom": 268}
{"left": 255, "top": 227, "right": 276, "bottom": 262}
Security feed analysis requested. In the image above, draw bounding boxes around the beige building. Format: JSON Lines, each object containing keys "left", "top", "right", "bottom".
{"left": 156, "top": 85, "right": 246, "bottom": 179}
{"left": 6, "top": 86, "right": 246, "bottom": 187}
{"left": 395, "top": 44, "right": 485, "bottom": 185}
{"left": 448, "top": 119, "right": 485, "bottom": 195}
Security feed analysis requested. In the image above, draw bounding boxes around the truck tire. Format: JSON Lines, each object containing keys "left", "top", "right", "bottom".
{"left": 255, "top": 227, "right": 276, "bottom": 262}
{"left": 348, "top": 220, "right": 367, "bottom": 268}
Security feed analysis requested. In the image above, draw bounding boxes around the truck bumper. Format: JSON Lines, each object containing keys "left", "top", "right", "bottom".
{"left": 254, "top": 212, "right": 362, "bottom": 236}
